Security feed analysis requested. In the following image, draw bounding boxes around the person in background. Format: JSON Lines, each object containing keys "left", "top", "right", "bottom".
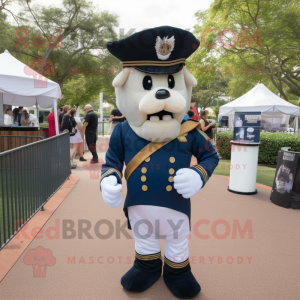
{"left": 4, "top": 108, "right": 13, "bottom": 125}
{"left": 20, "top": 109, "right": 31, "bottom": 126}
{"left": 199, "top": 110, "right": 215, "bottom": 140}
{"left": 47, "top": 108, "right": 59, "bottom": 137}
{"left": 70, "top": 107, "right": 87, "bottom": 162}
{"left": 12, "top": 107, "right": 21, "bottom": 126}
{"left": 65, "top": 108, "right": 79, "bottom": 169}
{"left": 83, "top": 104, "right": 99, "bottom": 164}
{"left": 183, "top": 110, "right": 195, "bottom": 121}
{"left": 235, "top": 117, "right": 243, "bottom": 127}
{"left": 190, "top": 101, "right": 199, "bottom": 121}
{"left": 59, "top": 105, "right": 70, "bottom": 133}
{"left": 108, "top": 106, "right": 125, "bottom": 135}
{"left": 20, "top": 107, "right": 38, "bottom": 127}
{"left": 18, "top": 106, "right": 24, "bottom": 120}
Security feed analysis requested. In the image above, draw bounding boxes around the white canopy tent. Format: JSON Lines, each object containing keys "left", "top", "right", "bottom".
{"left": 219, "top": 83, "right": 299, "bottom": 133}
{"left": 0, "top": 50, "right": 62, "bottom": 134}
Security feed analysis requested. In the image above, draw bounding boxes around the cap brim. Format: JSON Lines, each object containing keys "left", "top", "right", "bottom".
{"left": 134, "top": 63, "right": 184, "bottom": 75}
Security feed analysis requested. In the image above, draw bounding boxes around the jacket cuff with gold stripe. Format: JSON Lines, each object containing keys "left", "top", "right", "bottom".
{"left": 100, "top": 167, "right": 123, "bottom": 186}
{"left": 190, "top": 164, "right": 208, "bottom": 187}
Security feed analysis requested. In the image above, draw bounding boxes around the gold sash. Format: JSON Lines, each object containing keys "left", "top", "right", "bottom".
{"left": 124, "top": 121, "right": 199, "bottom": 181}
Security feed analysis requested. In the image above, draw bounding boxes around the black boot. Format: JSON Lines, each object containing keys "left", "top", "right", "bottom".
{"left": 121, "top": 251, "right": 162, "bottom": 292}
{"left": 163, "top": 256, "right": 201, "bottom": 298}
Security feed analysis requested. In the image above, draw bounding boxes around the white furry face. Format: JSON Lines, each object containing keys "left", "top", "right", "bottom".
{"left": 114, "top": 67, "right": 195, "bottom": 142}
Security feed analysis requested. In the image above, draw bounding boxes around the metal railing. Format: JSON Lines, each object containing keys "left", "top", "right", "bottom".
{"left": 98, "top": 121, "right": 111, "bottom": 136}
{"left": 0, "top": 135, "right": 43, "bottom": 153}
{"left": 0, "top": 132, "right": 70, "bottom": 250}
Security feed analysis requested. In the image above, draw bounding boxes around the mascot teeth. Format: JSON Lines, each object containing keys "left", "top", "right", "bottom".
{"left": 162, "top": 115, "right": 172, "bottom": 121}
{"left": 147, "top": 110, "right": 174, "bottom": 122}
{"left": 150, "top": 116, "right": 159, "bottom": 122}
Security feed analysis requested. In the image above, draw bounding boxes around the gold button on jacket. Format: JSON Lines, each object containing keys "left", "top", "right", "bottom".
{"left": 166, "top": 185, "right": 172, "bottom": 192}
{"left": 141, "top": 175, "right": 147, "bottom": 182}
{"left": 169, "top": 157, "right": 175, "bottom": 163}
{"left": 141, "top": 167, "right": 147, "bottom": 174}
{"left": 169, "top": 168, "right": 175, "bottom": 175}
{"left": 142, "top": 185, "right": 148, "bottom": 191}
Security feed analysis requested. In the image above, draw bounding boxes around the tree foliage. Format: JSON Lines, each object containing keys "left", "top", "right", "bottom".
{"left": 193, "top": 0, "right": 300, "bottom": 101}
{"left": 1, "top": 0, "right": 119, "bottom": 106}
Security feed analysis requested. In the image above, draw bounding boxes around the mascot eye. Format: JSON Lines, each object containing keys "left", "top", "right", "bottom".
{"left": 168, "top": 75, "right": 175, "bottom": 89}
{"left": 143, "top": 76, "right": 152, "bottom": 90}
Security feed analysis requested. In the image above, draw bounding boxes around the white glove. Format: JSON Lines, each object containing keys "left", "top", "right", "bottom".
{"left": 100, "top": 175, "right": 123, "bottom": 208}
{"left": 174, "top": 168, "right": 203, "bottom": 199}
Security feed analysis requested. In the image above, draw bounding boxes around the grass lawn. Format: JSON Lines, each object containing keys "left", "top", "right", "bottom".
{"left": 214, "top": 159, "right": 276, "bottom": 187}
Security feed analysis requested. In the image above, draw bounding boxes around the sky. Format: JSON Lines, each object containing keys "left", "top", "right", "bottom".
{"left": 8, "top": 0, "right": 214, "bottom": 33}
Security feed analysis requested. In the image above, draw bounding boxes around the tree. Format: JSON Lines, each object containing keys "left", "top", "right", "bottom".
{"left": 0, "top": 0, "right": 120, "bottom": 108}
{"left": 0, "top": 0, "right": 12, "bottom": 11}
{"left": 15, "top": 0, "right": 119, "bottom": 88}
{"left": 193, "top": 0, "right": 300, "bottom": 100}
{"left": 191, "top": 72, "right": 229, "bottom": 109}
{"left": 213, "top": 101, "right": 220, "bottom": 117}
{"left": 0, "top": 0, "right": 17, "bottom": 19}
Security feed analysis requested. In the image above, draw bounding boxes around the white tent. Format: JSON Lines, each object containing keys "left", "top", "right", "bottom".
{"left": 0, "top": 50, "right": 62, "bottom": 134}
{"left": 219, "top": 83, "right": 299, "bottom": 133}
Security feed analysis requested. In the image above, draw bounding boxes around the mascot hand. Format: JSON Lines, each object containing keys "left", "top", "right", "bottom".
{"left": 100, "top": 175, "right": 123, "bottom": 207}
{"left": 174, "top": 168, "right": 203, "bottom": 199}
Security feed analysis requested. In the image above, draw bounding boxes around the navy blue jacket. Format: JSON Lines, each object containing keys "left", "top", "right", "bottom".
{"left": 101, "top": 120, "right": 219, "bottom": 229}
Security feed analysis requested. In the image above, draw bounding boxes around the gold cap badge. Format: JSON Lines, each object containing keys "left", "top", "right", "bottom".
{"left": 155, "top": 36, "right": 175, "bottom": 60}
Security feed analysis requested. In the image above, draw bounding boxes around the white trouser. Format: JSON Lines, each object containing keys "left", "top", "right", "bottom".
{"left": 128, "top": 205, "right": 189, "bottom": 263}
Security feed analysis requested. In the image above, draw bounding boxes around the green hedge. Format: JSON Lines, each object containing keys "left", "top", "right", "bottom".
{"left": 39, "top": 123, "right": 49, "bottom": 128}
{"left": 216, "top": 131, "right": 300, "bottom": 165}
{"left": 216, "top": 131, "right": 233, "bottom": 159}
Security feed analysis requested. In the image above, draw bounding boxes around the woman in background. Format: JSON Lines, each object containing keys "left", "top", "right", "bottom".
{"left": 67, "top": 108, "right": 78, "bottom": 169}
{"left": 12, "top": 108, "right": 21, "bottom": 126}
{"left": 199, "top": 110, "right": 215, "bottom": 140}
{"left": 74, "top": 108, "right": 86, "bottom": 162}
{"left": 48, "top": 108, "right": 60, "bottom": 137}
{"left": 69, "top": 108, "right": 87, "bottom": 168}
{"left": 59, "top": 105, "right": 70, "bottom": 133}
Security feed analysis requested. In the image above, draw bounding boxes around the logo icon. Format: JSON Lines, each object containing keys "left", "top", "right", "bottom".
{"left": 155, "top": 36, "right": 175, "bottom": 60}
{"left": 83, "top": 159, "right": 104, "bottom": 179}
{"left": 23, "top": 246, "right": 56, "bottom": 277}
{"left": 24, "top": 57, "right": 57, "bottom": 88}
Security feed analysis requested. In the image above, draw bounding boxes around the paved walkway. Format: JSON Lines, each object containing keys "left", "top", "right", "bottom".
{"left": 0, "top": 145, "right": 299, "bottom": 300}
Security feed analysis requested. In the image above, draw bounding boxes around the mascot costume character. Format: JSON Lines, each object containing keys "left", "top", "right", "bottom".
{"left": 100, "top": 26, "right": 219, "bottom": 298}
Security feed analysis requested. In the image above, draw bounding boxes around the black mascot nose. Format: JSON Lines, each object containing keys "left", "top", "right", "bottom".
{"left": 155, "top": 89, "right": 170, "bottom": 100}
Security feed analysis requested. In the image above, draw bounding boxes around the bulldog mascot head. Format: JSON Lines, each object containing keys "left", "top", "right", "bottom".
{"left": 107, "top": 26, "right": 198, "bottom": 142}
{"left": 101, "top": 26, "right": 219, "bottom": 298}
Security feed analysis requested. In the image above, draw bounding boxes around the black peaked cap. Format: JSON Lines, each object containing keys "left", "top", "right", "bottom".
{"left": 107, "top": 26, "right": 200, "bottom": 74}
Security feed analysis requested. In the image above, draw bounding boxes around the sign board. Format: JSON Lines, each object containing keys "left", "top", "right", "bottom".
{"left": 233, "top": 112, "right": 261, "bottom": 143}
{"left": 270, "top": 151, "right": 300, "bottom": 208}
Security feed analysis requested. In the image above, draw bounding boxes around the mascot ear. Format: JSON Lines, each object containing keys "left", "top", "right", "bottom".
{"left": 113, "top": 67, "right": 130, "bottom": 87}
{"left": 183, "top": 67, "right": 197, "bottom": 87}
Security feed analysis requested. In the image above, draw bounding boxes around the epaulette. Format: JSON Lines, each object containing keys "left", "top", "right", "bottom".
{"left": 196, "top": 128, "right": 210, "bottom": 141}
